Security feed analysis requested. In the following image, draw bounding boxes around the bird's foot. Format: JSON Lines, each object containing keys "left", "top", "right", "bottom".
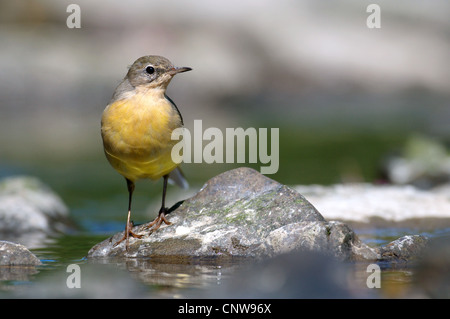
{"left": 145, "top": 208, "right": 172, "bottom": 233}
{"left": 113, "top": 220, "right": 143, "bottom": 250}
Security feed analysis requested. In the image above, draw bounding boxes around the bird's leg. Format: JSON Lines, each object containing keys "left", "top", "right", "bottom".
{"left": 114, "top": 179, "right": 142, "bottom": 250}
{"left": 146, "top": 175, "right": 172, "bottom": 232}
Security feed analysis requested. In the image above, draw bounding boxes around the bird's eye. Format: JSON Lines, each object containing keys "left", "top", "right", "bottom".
{"left": 145, "top": 66, "right": 155, "bottom": 74}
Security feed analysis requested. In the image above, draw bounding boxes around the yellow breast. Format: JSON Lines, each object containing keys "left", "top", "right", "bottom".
{"left": 101, "top": 88, "right": 182, "bottom": 181}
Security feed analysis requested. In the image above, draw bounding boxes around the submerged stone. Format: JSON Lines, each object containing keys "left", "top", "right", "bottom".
{"left": 0, "top": 240, "right": 42, "bottom": 266}
{"left": 378, "top": 235, "right": 429, "bottom": 261}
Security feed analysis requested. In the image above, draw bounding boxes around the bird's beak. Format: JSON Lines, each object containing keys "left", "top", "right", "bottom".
{"left": 168, "top": 66, "right": 192, "bottom": 75}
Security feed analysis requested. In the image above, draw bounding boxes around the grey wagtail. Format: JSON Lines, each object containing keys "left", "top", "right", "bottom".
{"left": 101, "top": 55, "right": 191, "bottom": 250}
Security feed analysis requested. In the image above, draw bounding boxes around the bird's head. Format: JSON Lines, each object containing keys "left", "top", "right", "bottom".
{"left": 126, "top": 55, "right": 192, "bottom": 89}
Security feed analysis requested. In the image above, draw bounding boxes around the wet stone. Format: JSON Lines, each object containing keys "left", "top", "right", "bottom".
{"left": 0, "top": 240, "right": 42, "bottom": 266}
{"left": 88, "top": 167, "right": 378, "bottom": 261}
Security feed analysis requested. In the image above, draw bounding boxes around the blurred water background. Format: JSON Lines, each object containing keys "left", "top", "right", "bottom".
{"left": 1, "top": 0, "right": 449, "bottom": 298}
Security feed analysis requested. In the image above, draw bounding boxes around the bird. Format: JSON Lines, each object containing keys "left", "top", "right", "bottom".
{"left": 101, "top": 55, "right": 191, "bottom": 250}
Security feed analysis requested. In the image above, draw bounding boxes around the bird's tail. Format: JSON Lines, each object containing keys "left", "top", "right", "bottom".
{"left": 168, "top": 167, "right": 189, "bottom": 189}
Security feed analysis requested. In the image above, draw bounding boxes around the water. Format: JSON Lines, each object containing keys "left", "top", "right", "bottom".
{"left": 3, "top": 197, "right": 448, "bottom": 298}
{"left": 16, "top": 226, "right": 447, "bottom": 299}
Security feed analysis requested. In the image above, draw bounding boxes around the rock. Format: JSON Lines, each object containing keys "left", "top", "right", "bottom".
{"left": 377, "top": 235, "right": 429, "bottom": 262}
{"left": 294, "top": 183, "right": 450, "bottom": 226}
{"left": 258, "top": 220, "right": 377, "bottom": 261}
{"left": 0, "top": 240, "right": 42, "bottom": 266}
{"left": 88, "top": 167, "right": 378, "bottom": 261}
{"left": 0, "top": 176, "right": 73, "bottom": 247}
{"left": 384, "top": 134, "right": 450, "bottom": 188}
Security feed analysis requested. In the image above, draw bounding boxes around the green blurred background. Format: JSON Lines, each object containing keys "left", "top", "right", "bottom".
{"left": 1, "top": 0, "right": 449, "bottom": 229}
